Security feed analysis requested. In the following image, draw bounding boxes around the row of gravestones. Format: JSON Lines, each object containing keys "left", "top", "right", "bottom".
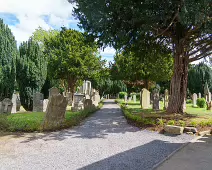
{"left": 124, "top": 88, "right": 170, "bottom": 110}
{"left": 192, "top": 92, "right": 212, "bottom": 110}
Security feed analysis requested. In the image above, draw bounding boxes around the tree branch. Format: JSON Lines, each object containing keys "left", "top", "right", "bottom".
{"left": 188, "top": 42, "right": 212, "bottom": 57}
{"left": 189, "top": 47, "right": 212, "bottom": 62}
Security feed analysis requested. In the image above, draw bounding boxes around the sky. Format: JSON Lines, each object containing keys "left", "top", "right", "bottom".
{"left": 0, "top": 0, "right": 116, "bottom": 63}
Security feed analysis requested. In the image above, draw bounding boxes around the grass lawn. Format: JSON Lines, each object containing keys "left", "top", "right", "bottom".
{"left": 0, "top": 102, "right": 103, "bottom": 132}
{"left": 115, "top": 99, "right": 212, "bottom": 132}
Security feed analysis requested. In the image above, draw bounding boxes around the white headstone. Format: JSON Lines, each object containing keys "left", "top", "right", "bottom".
{"left": 192, "top": 93, "right": 197, "bottom": 107}
{"left": 11, "top": 93, "right": 17, "bottom": 113}
{"left": 198, "top": 93, "right": 201, "bottom": 98}
{"left": 141, "top": 88, "right": 150, "bottom": 109}
{"left": 133, "top": 94, "right": 136, "bottom": 103}
{"left": 43, "top": 99, "right": 49, "bottom": 112}
{"left": 124, "top": 95, "right": 127, "bottom": 102}
{"left": 209, "top": 92, "right": 211, "bottom": 102}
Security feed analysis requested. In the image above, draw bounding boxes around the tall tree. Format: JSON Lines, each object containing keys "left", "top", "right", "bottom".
{"left": 188, "top": 62, "right": 212, "bottom": 95}
{"left": 0, "top": 19, "right": 17, "bottom": 100}
{"left": 44, "top": 28, "right": 103, "bottom": 96}
{"left": 17, "top": 39, "right": 47, "bottom": 111}
{"left": 71, "top": 0, "right": 212, "bottom": 113}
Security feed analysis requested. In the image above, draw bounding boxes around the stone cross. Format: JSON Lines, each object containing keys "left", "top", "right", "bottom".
{"left": 141, "top": 88, "right": 150, "bottom": 109}
{"left": 133, "top": 94, "right": 136, "bottom": 103}
{"left": 152, "top": 88, "right": 160, "bottom": 111}
{"left": 33, "top": 92, "right": 44, "bottom": 112}
{"left": 49, "top": 87, "right": 60, "bottom": 98}
{"left": 192, "top": 93, "right": 197, "bottom": 107}
{"left": 43, "top": 94, "right": 68, "bottom": 130}
{"left": 0, "top": 98, "right": 13, "bottom": 114}
{"left": 164, "top": 89, "right": 169, "bottom": 109}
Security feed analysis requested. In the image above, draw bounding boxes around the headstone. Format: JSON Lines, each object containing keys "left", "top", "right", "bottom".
{"left": 33, "top": 92, "right": 44, "bottom": 112}
{"left": 16, "top": 94, "right": 21, "bottom": 111}
{"left": 192, "top": 93, "right": 197, "bottom": 107}
{"left": 209, "top": 92, "right": 211, "bottom": 102}
{"left": 124, "top": 95, "right": 127, "bottom": 102}
{"left": 11, "top": 93, "right": 17, "bottom": 113}
{"left": 43, "top": 99, "right": 49, "bottom": 112}
{"left": 49, "top": 87, "right": 60, "bottom": 97}
{"left": 84, "top": 99, "right": 94, "bottom": 110}
{"left": 141, "top": 88, "right": 150, "bottom": 109}
{"left": 0, "top": 98, "right": 13, "bottom": 114}
{"left": 183, "top": 98, "right": 186, "bottom": 111}
{"left": 204, "top": 82, "right": 210, "bottom": 102}
{"left": 71, "top": 93, "right": 84, "bottom": 111}
{"left": 43, "top": 94, "right": 68, "bottom": 130}
{"left": 66, "top": 92, "right": 72, "bottom": 105}
{"left": 164, "top": 89, "right": 169, "bottom": 109}
{"left": 207, "top": 101, "right": 212, "bottom": 110}
{"left": 152, "top": 88, "right": 160, "bottom": 110}
{"left": 62, "top": 91, "right": 66, "bottom": 97}
{"left": 198, "top": 93, "right": 201, "bottom": 98}
{"left": 133, "top": 94, "right": 136, "bottom": 103}
{"left": 128, "top": 96, "right": 132, "bottom": 102}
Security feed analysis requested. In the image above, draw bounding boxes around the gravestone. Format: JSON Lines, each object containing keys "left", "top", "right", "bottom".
{"left": 49, "top": 87, "right": 60, "bottom": 97}
{"left": 198, "top": 93, "right": 201, "bottom": 98}
{"left": 209, "top": 92, "right": 211, "bottom": 102}
{"left": 204, "top": 82, "right": 210, "bottom": 102}
{"left": 92, "top": 90, "right": 100, "bottom": 106}
{"left": 152, "top": 88, "right": 160, "bottom": 110}
{"left": 124, "top": 95, "right": 128, "bottom": 102}
{"left": 11, "top": 92, "right": 17, "bottom": 113}
{"left": 192, "top": 93, "right": 197, "bottom": 107}
{"left": 33, "top": 92, "right": 44, "bottom": 112}
{"left": 84, "top": 99, "right": 94, "bottom": 110}
{"left": 183, "top": 98, "right": 186, "bottom": 111}
{"left": 0, "top": 98, "right": 13, "bottom": 114}
{"left": 164, "top": 89, "right": 169, "bottom": 109}
{"left": 207, "top": 101, "right": 212, "bottom": 110}
{"left": 133, "top": 94, "right": 136, "bottom": 103}
{"left": 16, "top": 94, "right": 21, "bottom": 111}
{"left": 71, "top": 94, "right": 84, "bottom": 111}
{"left": 66, "top": 92, "right": 72, "bottom": 105}
{"left": 43, "top": 99, "right": 49, "bottom": 112}
{"left": 141, "top": 88, "right": 150, "bottom": 109}
{"left": 43, "top": 94, "right": 68, "bottom": 130}
{"left": 128, "top": 96, "right": 132, "bottom": 102}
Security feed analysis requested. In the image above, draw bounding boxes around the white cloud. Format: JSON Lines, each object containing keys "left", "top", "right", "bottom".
{"left": 100, "top": 47, "right": 116, "bottom": 57}
{"left": 0, "top": 0, "right": 76, "bottom": 43}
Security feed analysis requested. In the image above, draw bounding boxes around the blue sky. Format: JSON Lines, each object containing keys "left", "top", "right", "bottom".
{"left": 0, "top": 0, "right": 115, "bottom": 62}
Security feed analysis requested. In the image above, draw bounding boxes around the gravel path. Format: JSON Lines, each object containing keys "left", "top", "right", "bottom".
{"left": 0, "top": 99, "right": 194, "bottom": 170}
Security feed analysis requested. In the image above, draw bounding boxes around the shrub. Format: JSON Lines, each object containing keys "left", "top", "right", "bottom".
{"left": 178, "top": 120, "right": 186, "bottom": 127}
{"left": 167, "top": 120, "right": 175, "bottom": 125}
{"left": 186, "top": 99, "right": 192, "bottom": 104}
{"left": 0, "top": 114, "right": 9, "bottom": 131}
{"left": 197, "top": 98, "right": 206, "bottom": 108}
{"left": 119, "top": 92, "right": 127, "bottom": 99}
{"left": 157, "top": 118, "right": 164, "bottom": 126}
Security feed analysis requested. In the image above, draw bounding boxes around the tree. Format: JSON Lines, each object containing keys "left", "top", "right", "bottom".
{"left": 17, "top": 39, "right": 47, "bottom": 111}
{"left": 0, "top": 19, "right": 17, "bottom": 101}
{"left": 44, "top": 28, "right": 103, "bottom": 97}
{"left": 71, "top": 0, "right": 212, "bottom": 113}
{"left": 188, "top": 62, "right": 212, "bottom": 95}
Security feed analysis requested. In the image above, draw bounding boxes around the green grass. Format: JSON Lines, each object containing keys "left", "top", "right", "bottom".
{"left": 0, "top": 101, "right": 103, "bottom": 132}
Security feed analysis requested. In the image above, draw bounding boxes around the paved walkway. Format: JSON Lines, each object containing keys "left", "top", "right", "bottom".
{"left": 0, "top": 100, "right": 194, "bottom": 170}
{"left": 156, "top": 135, "right": 212, "bottom": 170}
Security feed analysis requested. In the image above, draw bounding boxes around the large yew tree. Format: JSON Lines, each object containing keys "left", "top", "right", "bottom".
{"left": 70, "top": 0, "right": 212, "bottom": 113}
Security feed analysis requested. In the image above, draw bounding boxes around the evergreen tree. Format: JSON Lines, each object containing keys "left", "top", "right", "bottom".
{"left": 17, "top": 39, "right": 47, "bottom": 111}
{"left": 0, "top": 19, "right": 17, "bottom": 100}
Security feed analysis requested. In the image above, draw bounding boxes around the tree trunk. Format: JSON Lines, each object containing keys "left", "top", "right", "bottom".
{"left": 67, "top": 76, "right": 76, "bottom": 101}
{"left": 166, "top": 40, "right": 189, "bottom": 114}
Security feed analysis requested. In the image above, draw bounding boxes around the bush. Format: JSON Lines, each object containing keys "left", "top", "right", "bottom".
{"left": 186, "top": 99, "right": 192, "bottom": 104}
{"left": 119, "top": 92, "right": 127, "bottom": 99}
{"left": 167, "top": 120, "right": 175, "bottom": 125}
{"left": 0, "top": 114, "right": 9, "bottom": 131}
{"left": 197, "top": 98, "right": 206, "bottom": 108}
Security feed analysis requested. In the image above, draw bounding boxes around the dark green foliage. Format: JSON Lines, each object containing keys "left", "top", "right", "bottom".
{"left": 16, "top": 39, "right": 47, "bottom": 111}
{"left": 197, "top": 98, "right": 206, "bottom": 108}
{"left": 0, "top": 19, "right": 17, "bottom": 100}
{"left": 188, "top": 62, "right": 212, "bottom": 94}
{"left": 119, "top": 92, "right": 127, "bottom": 99}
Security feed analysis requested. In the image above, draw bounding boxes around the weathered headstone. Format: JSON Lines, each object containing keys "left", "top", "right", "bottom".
{"left": 43, "top": 99, "right": 49, "bottom": 112}
{"left": 71, "top": 93, "right": 84, "bottom": 111}
{"left": 192, "top": 93, "right": 197, "bottom": 107}
{"left": 16, "top": 94, "right": 21, "bottom": 111}
{"left": 152, "top": 88, "right": 160, "bottom": 110}
{"left": 0, "top": 98, "right": 13, "bottom": 114}
{"left": 33, "top": 92, "right": 44, "bottom": 112}
{"left": 84, "top": 99, "right": 94, "bottom": 110}
{"left": 209, "top": 92, "right": 211, "bottom": 102}
{"left": 207, "top": 101, "right": 212, "bottom": 110}
{"left": 164, "top": 89, "right": 169, "bottom": 109}
{"left": 11, "top": 93, "right": 17, "bottom": 113}
{"left": 141, "top": 88, "right": 150, "bottom": 109}
{"left": 133, "top": 94, "right": 136, "bottom": 103}
{"left": 124, "top": 95, "right": 128, "bottom": 102}
{"left": 204, "top": 82, "right": 210, "bottom": 102}
{"left": 198, "top": 93, "right": 201, "bottom": 98}
{"left": 49, "top": 87, "right": 60, "bottom": 97}
{"left": 43, "top": 94, "right": 68, "bottom": 130}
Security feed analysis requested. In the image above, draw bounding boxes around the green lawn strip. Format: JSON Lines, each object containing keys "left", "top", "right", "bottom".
{"left": 1, "top": 101, "right": 104, "bottom": 132}
{"left": 116, "top": 99, "right": 212, "bottom": 130}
